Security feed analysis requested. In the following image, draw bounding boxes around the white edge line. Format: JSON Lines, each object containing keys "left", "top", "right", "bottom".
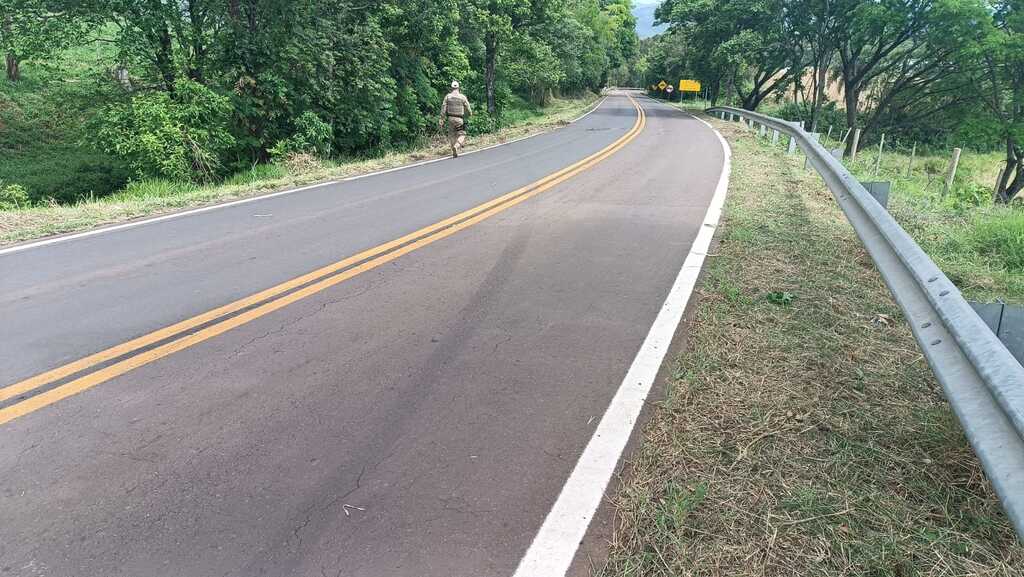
{"left": 510, "top": 105, "right": 732, "bottom": 577}
{"left": 0, "top": 96, "right": 609, "bottom": 257}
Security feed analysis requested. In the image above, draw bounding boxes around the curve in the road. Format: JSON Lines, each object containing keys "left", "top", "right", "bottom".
{"left": 0, "top": 96, "right": 646, "bottom": 426}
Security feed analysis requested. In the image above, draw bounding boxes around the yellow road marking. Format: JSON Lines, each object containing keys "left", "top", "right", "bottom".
{"left": 0, "top": 95, "right": 646, "bottom": 426}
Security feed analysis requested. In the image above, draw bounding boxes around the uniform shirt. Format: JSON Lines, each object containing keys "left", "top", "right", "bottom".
{"left": 442, "top": 91, "right": 472, "bottom": 118}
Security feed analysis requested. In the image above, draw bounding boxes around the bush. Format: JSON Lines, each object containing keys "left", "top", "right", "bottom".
{"left": 97, "top": 79, "right": 235, "bottom": 182}
{"left": 0, "top": 182, "right": 31, "bottom": 210}
{"left": 465, "top": 109, "right": 499, "bottom": 135}
{"left": 0, "top": 146, "right": 131, "bottom": 204}
{"left": 772, "top": 100, "right": 846, "bottom": 133}
{"left": 950, "top": 182, "right": 993, "bottom": 211}
{"left": 269, "top": 111, "right": 334, "bottom": 159}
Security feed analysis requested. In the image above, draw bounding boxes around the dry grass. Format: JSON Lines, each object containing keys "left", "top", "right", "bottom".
{"left": 0, "top": 94, "right": 599, "bottom": 246}
{"left": 597, "top": 116, "right": 1024, "bottom": 576}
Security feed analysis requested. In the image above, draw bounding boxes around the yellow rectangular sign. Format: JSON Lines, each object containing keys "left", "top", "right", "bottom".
{"left": 679, "top": 79, "right": 701, "bottom": 92}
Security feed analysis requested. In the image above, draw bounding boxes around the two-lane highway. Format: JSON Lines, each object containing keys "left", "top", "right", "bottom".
{"left": 0, "top": 93, "right": 727, "bottom": 576}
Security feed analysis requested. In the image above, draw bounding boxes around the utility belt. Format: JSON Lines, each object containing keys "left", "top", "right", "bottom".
{"left": 445, "top": 113, "right": 464, "bottom": 119}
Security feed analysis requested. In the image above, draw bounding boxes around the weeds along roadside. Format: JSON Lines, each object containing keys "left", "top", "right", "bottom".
{"left": 597, "top": 115, "right": 1024, "bottom": 576}
{"left": 0, "top": 94, "right": 598, "bottom": 247}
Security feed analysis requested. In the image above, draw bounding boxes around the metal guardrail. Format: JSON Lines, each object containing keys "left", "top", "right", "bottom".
{"left": 707, "top": 106, "right": 1024, "bottom": 539}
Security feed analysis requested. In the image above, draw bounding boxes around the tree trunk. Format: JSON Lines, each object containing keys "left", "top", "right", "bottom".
{"left": 810, "top": 63, "right": 827, "bottom": 132}
{"left": 743, "top": 90, "right": 766, "bottom": 111}
{"left": 996, "top": 138, "right": 1023, "bottom": 204}
{"left": 155, "top": 23, "right": 176, "bottom": 92}
{"left": 5, "top": 52, "right": 18, "bottom": 82}
{"left": 843, "top": 81, "right": 860, "bottom": 156}
{"left": 710, "top": 77, "right": 721, "bottom": 106}
{"left": 187, "top": 0, "right": 206, "bottom": 83}
{"left": 484, "top": 31, "right": 497, "bottom": 116}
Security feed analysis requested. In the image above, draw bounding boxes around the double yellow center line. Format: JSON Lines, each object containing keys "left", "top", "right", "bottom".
{"left": 0, "top": 95, "right": 646, "bottom": 426}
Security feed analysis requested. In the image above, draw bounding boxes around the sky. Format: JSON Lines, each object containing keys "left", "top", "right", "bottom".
{"left": 632, "top": 0, "right": 667, "bottom": 38}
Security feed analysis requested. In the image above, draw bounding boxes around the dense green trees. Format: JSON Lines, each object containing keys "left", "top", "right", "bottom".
{"left": 2, "top": 0, "right": 636, "bottom": 185}
{"left": 1, "top": 0, "right": 94, "bottom": 81}
{"left": 646, "top": 0, "right": 1024, "bottom": 202}
{"left": 968, "top": 0, "right": 1024, "bottom": 201}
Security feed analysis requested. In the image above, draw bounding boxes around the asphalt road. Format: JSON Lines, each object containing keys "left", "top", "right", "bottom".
{"left": 0, "top": 93, "right": 726, "bottom": 577}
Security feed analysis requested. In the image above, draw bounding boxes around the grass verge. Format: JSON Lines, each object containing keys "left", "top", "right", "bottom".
{"left": 669, "top": 100, "right": 1024, "bottom": 304}
{"left": 597, "top": 114, "right": 1024, "bottom": 576}
{"left": 0, "top": 94, "right": 599, "bottom": 246}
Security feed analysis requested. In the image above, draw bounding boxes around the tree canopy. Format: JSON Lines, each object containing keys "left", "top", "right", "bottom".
{"left": 642, "top": 0, "right": 1024, "bottom": 202}
{"left": 2, "top": 0, "right": 636, "bottom": 182}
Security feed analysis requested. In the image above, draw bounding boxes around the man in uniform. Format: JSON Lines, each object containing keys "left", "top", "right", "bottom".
{"left": 440, "top": 80, "right": 472, "bottom": 157}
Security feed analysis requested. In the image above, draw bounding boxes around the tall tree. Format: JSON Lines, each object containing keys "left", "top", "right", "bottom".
{"left": 0, "top": 0, "right": 93, "bottom": 81}
{"left": 655, "top": 0, "right": 800, "bottom": 110}
{"left": 462, "top": 0, "right": 565, "bottom": 115}
{"left": 834, "top": 0, "right": 931, "bottom": 152}
{"left": 969, "top": 0, "right": 1024, "bottom": 202}
{"left": 788, "top": 0, "right": 840, "bottom": 130}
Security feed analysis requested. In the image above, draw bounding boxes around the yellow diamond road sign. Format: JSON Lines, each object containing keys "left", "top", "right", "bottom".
{"left": 657, "top": 80, "right": 667, "bottom": 90}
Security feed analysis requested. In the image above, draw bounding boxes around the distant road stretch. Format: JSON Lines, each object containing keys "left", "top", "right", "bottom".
{"left": 0, "top": 93, "right": 727, "bottom": 577}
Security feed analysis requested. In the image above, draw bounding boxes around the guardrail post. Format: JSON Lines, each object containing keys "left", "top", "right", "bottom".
{"left": 804, "top": 133, "right": 820, "bottom": 170}
{"left": 759, "top": 124, "right": 766, "bottom": 138}
{"left": 787, "top": 135, "right": 797, "bottom": 155}
{"left": 772, "top": 129, "right": 779, "bottom": 145}
{"left": 850, "top": 129, "right": 862, "bottom": 162}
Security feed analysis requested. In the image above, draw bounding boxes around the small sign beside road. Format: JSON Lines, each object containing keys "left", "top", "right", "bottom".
{"left": 657, "top": 80, "right": 667, "bottom": 90}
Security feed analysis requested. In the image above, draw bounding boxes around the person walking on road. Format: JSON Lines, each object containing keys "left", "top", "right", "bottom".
{"left": 441, "top": 80, "right": 472, "bottom": 158}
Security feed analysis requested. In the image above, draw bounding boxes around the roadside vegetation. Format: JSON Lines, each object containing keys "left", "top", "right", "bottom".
{"left": 1, "top": 0, "right": 637, "bottom": 242}
{"left": 840, "top": 145, "right": 1024, "bottom": 304}
{"left": 768, "top": 114, "right": 1022, "bottom": 305}
{"left": 630, "top": 0, "right": 1024, "bottom": 205}
{"left": 597, "top": 115, "right": 1024, "bottom": 576}
{"left": 633, "top": 0, "right": 1024, "bottom": 308}
{"left": 0, "top": 89, "right": 597, "bottom": 245}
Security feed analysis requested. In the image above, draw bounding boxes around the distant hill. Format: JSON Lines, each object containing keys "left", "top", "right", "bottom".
{"left": 633, "top": 3, "right": 667, "bottom": 38}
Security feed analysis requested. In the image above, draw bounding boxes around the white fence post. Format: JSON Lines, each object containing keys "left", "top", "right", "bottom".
{"left": 944, "top": 147, "right": 963, "bottom": 197}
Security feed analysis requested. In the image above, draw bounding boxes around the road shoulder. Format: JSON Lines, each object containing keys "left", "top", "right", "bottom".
{"left": 595, "top": 113, "right": 1024, "bottom": 575}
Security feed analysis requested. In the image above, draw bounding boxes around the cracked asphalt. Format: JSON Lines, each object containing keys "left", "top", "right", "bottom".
{"left": 0, "top": 95, "right": 725, "bottom": 576}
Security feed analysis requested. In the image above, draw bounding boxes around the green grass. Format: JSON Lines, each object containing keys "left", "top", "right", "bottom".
{"left": 840, "top": 145, "right": 1024, "bottom": 304}
{"left": 698, "top": 107, "right": 1024, "bottom": 304}
{"left": 0, "top": 31, "right": 131, "bottom": 203}
{"left": 971, "top": 212, "right": 1024, "bottom": 270}
{"left": 597, "top": 115, "right": 1023, "bottom": 577}
{"left": 0, "top": 93, "right": 599, "bottom": 245}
